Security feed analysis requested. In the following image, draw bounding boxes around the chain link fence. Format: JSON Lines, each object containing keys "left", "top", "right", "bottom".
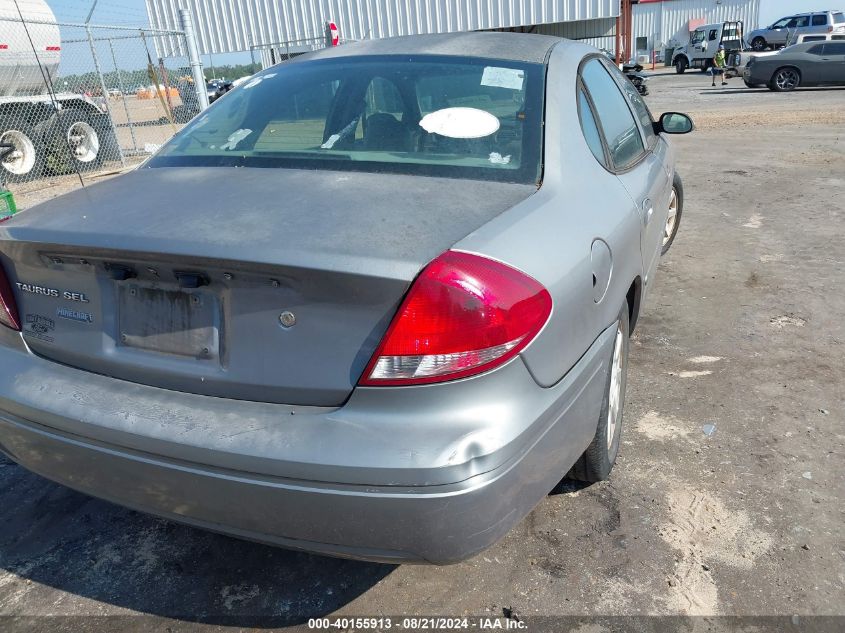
{"left": 0, "top": 15, "right": 204, "bottom": 206}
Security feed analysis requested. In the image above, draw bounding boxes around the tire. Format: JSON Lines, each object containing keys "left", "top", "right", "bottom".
{"left": 43, "top": 108, "right": 104, "bottom": 175}
{"left": 769, "top": 67, "right": 800, "bottom": 92}
{"left": 662, "top": 173, "right": 683, "bottom": 256}
{"left": 0, "top": 118, "right": 46, "bottom": 183}
{"left": 568, "top": 301, "right": 630, "bottom": 483}
{"left": 674, "top": 57, "right": 687, "bottom": 74}
{"left": 751, "top": 37, "right": 767, "bottom": 52}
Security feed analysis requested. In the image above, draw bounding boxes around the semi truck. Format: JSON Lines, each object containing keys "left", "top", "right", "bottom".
{"left": 0, "top": 0, "right": 117, "bottom": 183}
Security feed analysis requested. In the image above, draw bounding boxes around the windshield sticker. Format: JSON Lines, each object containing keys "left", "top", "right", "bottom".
{"left": 419, "top": 107, "right": 500, "bottom": 139}
{"left": 242, "top": 76, "right": 264, "bottom": 89}
{"left": 488, "top": 152, "right": 511, "bottom": 165}
{"left": 481, "top": 66, "right": 525, "bottom": 90}
{"left": 220, "top": 129, "right": 252, "bottom": 150}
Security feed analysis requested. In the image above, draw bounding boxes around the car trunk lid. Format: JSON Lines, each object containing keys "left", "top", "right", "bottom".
{"left": 0, "top": 167, "right": 536, "bottom": 405}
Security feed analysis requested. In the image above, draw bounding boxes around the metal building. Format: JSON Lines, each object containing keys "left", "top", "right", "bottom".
{"left": 145, "top": 0, "right": 623, "bottom": 61}
{"left": 631, "top": 0, "right": 761, "bottom": 57}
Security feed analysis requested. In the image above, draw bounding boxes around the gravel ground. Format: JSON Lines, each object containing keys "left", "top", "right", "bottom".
{"left": 1, "top": 72, "right": 843, "bottom": 631}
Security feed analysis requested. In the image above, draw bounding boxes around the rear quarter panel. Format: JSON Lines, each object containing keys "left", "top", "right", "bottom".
{"left": 453, "top": 42, "right": 645, "bottom": 388}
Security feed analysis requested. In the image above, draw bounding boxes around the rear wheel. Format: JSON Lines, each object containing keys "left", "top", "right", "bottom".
{"left": 751, "top": 37, "right": 767, "bottom": 51}
{"left": 674, "top": 57, "right": 687, "bottom": 74}
{"left": 0, "top": 119, "right": 45, "bottom": 183}
{"left": 568, "top": 301, "right": 630, "bottom": 483}
{"left": 44, "top": 108, "right": 104, "bottom": 175}
{"left": 770, "top": 67, "right": 800, "bottom": 92}
{"left": 662, "top": 173, "right": 683, "bottom": 255}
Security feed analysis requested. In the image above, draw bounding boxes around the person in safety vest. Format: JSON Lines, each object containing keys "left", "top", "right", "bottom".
{"left": 711, "top": 44, "right": 728, "bottom": 87}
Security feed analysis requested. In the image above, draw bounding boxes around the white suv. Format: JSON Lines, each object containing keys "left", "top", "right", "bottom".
{"left": 746, "top": 10, "right": 845, "bottom": 51}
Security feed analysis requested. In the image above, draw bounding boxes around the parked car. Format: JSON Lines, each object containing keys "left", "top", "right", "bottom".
{"left": 672, "top": 21, "right": 744, "bottom": 73}
{"left": 787, "top": 31, "right": 845, "bottom": 46}
{"left": 0, "top": 33, "right": 692, "bottom": 564}
{"left": 206, "top": 79, "right": 224, "bottom": 103}
{"left": 746, "top": 10, "right": 845, "bottom": 52}
{"left": 743, "top": 40, "right": 845, "bottom": 90}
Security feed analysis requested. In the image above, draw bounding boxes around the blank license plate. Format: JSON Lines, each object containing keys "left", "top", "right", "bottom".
{"left": 118, "top": 285, "right": 219, "bottom": 358}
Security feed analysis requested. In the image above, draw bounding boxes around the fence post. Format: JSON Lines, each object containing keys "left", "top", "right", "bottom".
{"left": 178, "top": 9, "right": 209, "bottom": 111}
{"left": 107, "top": 38, "right": 138, "bottom": 153}
{"left": 86, "top": 25, "right": 126, "bottom": 167}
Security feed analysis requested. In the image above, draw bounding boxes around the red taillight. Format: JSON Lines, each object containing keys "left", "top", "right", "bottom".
{"left": 0, "top": 261, "right": 20, "bottom": 331}
{"left": 360, "top": 251, "right": 552, "bottom": 386}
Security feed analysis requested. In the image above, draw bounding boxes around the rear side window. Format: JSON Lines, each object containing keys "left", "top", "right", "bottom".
{"left": 580, "top": 58, "right": 645, "bottom": 170}
{"left": 823, "top": 42, "right": 845, "bottom": 55}
{"left": 812, "top": 14, "right": 828, "bottom": 26}
{"left": 577, "top": 87, "right": 606, "bottom": 167}
{"left": 600, "top": 58, "right": 657, "bottom": 148}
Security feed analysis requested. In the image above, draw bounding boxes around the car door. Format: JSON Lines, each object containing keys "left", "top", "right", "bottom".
{"left": 800, "top": 44, "right": 829, "bottom": 83}
{"left": 809, "top": 13, "right": 829, "bottom": 36}
{"left": 819, "top": 42, "right": 845, "bottom": 83}
{"left": 770, "top": 16, "right": 794, "bottom": 45}
{"left": 788, "top": 15, "right": 811, "bottom": 43}
{"left": 579, "top": 57, "right": 668, "bottom": 294}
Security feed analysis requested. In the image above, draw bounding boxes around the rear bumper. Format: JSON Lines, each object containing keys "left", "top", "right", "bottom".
{"left": 0, "top": 324, "right": 614, "bottom": 563}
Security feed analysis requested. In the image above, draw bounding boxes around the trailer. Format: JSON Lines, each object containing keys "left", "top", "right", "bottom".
{"left": 0, "top": 0, "right": 117, "bottom": 183}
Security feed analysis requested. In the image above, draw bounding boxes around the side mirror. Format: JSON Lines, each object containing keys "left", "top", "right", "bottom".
{"left": 655, "top": 112, "right": 695, "bottom": 135}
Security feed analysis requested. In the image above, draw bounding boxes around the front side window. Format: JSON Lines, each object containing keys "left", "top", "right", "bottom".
{"left": 807, "top": 44, "right": 825, "bottom": 55}
{"left": 692, "top": 30, "right": 706, "bottom": 45}
{"left": 789, "top": 16, "right": 810, "bottom": 28}
{"left": 149, "top": 55, "right": 544, "bottom": 184}
{"left": 709, "top": 30, "right": 718, "bottom": 41}
{"left": 772, "top": 17, "right": 792, "bottom": 28}
{"left": 580, "top": 58, "right": 645, "bottom": 170}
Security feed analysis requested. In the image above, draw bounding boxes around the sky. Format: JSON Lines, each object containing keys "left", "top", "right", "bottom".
{"left": 48, "top": 0, "right": 151, "bottom": 26}
{"left": 46, "top": 0, "right": 250, "bottom": 74}
{"left": 758, "top": 0, "right": 836, "bottom": 27}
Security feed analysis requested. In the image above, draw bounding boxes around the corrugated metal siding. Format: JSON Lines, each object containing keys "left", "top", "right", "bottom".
{"left": 145, "top": 0, "right": 621, "bottom": 54}
{"left": 632, "top": 0, "right": 760, "bottom": 51}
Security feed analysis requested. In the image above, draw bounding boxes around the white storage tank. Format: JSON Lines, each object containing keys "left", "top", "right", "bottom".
{"left": 0, "top": 0, "right": 62, "bottom": 97}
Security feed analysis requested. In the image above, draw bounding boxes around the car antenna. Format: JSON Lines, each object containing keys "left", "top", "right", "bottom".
{"left": 11, "top": 0, "right": 86, "bottom": 188}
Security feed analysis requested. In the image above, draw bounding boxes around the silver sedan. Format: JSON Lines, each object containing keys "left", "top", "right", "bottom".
{"left": 0, "top": 32, "right": 692, "bottom": 563}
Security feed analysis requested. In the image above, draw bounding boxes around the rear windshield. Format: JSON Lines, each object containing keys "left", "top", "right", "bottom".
{"left": 148, "top": 55, "right": 545, "bottom": 184}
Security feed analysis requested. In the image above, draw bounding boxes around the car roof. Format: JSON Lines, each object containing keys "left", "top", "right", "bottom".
{"left": 788, "top": 11, "right": 833, "bottom": 16}
{"left": 299, "top": 32, "right": 566, "bottom": 65}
